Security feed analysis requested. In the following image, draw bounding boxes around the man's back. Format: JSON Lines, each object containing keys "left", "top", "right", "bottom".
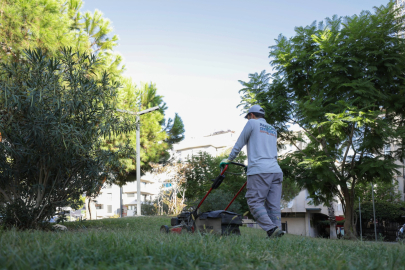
{"left": 229, "top": 118, "right": 282, "bottom": 175}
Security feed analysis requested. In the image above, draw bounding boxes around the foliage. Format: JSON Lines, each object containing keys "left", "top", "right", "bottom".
{"left": 0, "top": 0, "right": 185, "bottom": 207}
{"left": 165, "top": 113, "right": 186, "bottom": 145}
{"left": 183, "top": 152, "right": 249, "bottom": 215}
{"left": 356, "top": 180, "right": 402, "bottom": 203}
{"left": 355, "top": 180, "right": 405, "bottom": 223}
{"left": 103, "top": 82, "right": 169, "bottom": 179}
{"left": 151, "top": 161, "right": 189, "bottom": 215}
{"left": 0, "top": 0, "right": 75, "bottom": 62}
{"left": 238, "top": 2, "right": 405, "bottom": 238}
{"left": 0, "top": 0, "right": 123, "bottom": 78}
{"left": 195, "top": 189, "right": 242, "bottom": 214}
{"left": 1, "top": 217, "right": 405, "bottom": 269}
{"left": 183, "top": 151, "right": 301, "bottom": 216}
{"left": 141, "top": 200, "right": 160, "bottom": 215}
{"left": 0, "top": 49, "right": 136, "bottom": 229}
{"left": 356, "top": 201, "right": 405, "bottom": 222}
{"left": 68, "top": 195, "right": 86, "bottom": 211}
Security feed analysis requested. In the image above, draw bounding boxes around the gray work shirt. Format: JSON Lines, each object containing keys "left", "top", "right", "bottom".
{"left": 228, "top": 118, "right": 282, "bottom": 175}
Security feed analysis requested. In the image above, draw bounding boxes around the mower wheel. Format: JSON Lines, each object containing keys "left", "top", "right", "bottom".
{"left": 160, "top": 225, "right": 169, "bottom": 233}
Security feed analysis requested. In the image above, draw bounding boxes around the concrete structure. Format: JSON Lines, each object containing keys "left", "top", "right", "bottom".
{"left": 172, "top": 130, "right": 240, "bottom": 161}
{"left": 278, "top": 134, "right": 405, "bottom": 237}
{"left": 396, "top": 0, "right": 405, "bottom": 38}
{"left": 388, "top": 142, "right": 405, "bottom": 201}
{"left": 85, "top": 174, "right": 159, "bottom": 219}
{"left": 85, "top": 130, "right": 239, "bottom": 220}
{"left": 281, "top": 189, "right": 344, "bottom": 237}
{"left": 393, "top": 0, "right": 405, "bottom": 198}
{"left": 277, "top": 135, "right": 344, "bottom": 237}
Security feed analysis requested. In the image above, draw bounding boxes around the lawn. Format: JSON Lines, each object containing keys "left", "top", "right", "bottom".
{"left": 1, "top": 216, "right": 404, "bottom": 270}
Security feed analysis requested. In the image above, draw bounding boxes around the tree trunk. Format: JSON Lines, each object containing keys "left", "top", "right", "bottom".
{"left": 87, "top": 197, "right": 92, "bottom": 220}
{"left": 342, "top": 191, "right": 357, "bottom": 239}
{"left": 328, "top": 202, "right": 337, "bottom": 239}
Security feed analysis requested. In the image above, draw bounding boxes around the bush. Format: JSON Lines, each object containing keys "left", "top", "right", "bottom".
{"left": 0, "top": 49, "right": 136, "bottom": 229}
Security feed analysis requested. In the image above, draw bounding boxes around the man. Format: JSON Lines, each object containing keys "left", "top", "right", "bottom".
{"left": 220, "top": 105, "right": 284, "bottom": 238}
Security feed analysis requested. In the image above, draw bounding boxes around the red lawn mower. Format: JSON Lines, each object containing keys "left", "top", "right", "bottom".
{"left": 160, "top": 162, "right": 247, "bottom": 235}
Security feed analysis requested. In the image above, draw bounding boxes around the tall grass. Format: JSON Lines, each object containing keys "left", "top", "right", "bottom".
{"left": 1, "top": 216, "right": 404, "bottom": 270}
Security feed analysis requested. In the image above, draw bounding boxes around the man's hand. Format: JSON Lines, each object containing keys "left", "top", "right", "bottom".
{"left": 219, "top": 159, "right": 230, "bottom": 170}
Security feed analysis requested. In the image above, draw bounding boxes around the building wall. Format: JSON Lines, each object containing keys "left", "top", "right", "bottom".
{"left": 173, "top": 130, "right": 239, "bottom": 160}
{"left": 398, "top": 176, "right": 405, "bottom": 201}
{"left": 87, "top": 177, "right": 158, "bottom": 219}
{"left": 282, "top": 217, "right": 306, "bottom": 236}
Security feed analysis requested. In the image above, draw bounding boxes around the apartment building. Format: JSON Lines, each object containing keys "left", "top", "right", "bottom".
{"left": 277, "top": 137, "right": 344, "bottom": 237}
{"left": 84, "top": 130, "right": 238, "bottom": 220}
{"left": 172, "top": 130, "right": 239, "bottom": 161}
{"left": 85, "top": 173, "right": 160, "bottom": 219}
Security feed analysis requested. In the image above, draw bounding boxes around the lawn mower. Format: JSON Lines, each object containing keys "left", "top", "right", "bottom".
{"left": 160, "top": 162, "right": 247, "bottom": 235}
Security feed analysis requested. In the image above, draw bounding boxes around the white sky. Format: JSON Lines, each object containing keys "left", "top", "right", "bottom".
{"left": 83, "top": 0, "right": 386, "bottom": 138}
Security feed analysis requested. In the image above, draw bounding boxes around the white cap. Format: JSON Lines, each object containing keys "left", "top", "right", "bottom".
{"left": 245, "top": 105, "right": 265, "bottom": 119}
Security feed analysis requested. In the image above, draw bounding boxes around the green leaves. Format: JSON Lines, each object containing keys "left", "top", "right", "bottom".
{"left": 0, "top": 48, "right": 136, "bottom": 229}
{"left": 238, "top": 2, "right": 405, "bottom": 237}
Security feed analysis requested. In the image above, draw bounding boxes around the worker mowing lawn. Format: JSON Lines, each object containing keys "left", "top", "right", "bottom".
{"left": 220, "top": 105, "right": 284, "bottom": 238}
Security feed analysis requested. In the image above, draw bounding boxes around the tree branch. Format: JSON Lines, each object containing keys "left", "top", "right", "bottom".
{"left": 341, "top": 124, "right": 355, "bottom": 176}
{"left": 0, "top": 187, "right": 11, "bottom": 203}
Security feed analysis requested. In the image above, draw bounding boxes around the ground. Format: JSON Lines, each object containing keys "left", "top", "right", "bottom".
{"left": 1, "top": 216, "right": 404, "bottom": 270}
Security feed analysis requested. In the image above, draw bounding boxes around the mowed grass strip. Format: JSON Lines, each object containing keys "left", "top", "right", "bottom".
{"left": 1, "top": 216, "right": 404, "bottom": 270}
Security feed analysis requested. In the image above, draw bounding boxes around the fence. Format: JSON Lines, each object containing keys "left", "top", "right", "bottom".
{"left": 357, "top": 220, "right": 404, "bottom": 241}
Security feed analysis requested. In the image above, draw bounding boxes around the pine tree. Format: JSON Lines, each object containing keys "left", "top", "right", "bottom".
{"left": 0, "top": 0, "right": 76, "bottom": 61}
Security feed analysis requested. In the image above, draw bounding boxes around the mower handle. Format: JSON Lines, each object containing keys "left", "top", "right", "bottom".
{"left": 230, "top": 161, "right": 246, "bottom": 168}
{"left": 194, "top": 162, "right": 246, "bottom": 219}
{"left": 220, "top": 162, "right": 246, "bottom": 174}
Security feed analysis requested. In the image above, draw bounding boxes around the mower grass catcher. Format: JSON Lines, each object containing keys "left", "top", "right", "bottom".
{"left": 160, "top": 162, "right": 246, "bottom": 235}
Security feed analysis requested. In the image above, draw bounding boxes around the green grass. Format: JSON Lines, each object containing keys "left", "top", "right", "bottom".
{"left": 1, "top": 216, "right": 404, "bottom": 270}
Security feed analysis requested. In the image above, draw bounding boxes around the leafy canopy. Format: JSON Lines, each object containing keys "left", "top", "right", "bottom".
{"left": 0, "top": 48, "right": 136, "bottom": 229}
{"left": 238, "top": 2, "right": 405, "bottom": 237}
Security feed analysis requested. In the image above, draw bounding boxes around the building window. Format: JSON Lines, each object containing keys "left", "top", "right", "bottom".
{"left": 384, "top": 144, "right": 391, "bottom": 155}
{"left": 127, "top": 205, "right": 136, "bottom": 210}
{"left": 95, "top": 204, "right": 103, "bottom": 210}
{"left": 107, "top": 205, "right": 112, "bottom": 213}
{"left": 127, "top": 193, "right": 135, "bottom": 197}
{"left": 107, "top": 193, "right": 112, "bottom": 200}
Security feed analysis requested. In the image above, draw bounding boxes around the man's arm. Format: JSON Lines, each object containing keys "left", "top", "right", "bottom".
{"left": 228, "top": 121, "right": 253, "bottom": 161}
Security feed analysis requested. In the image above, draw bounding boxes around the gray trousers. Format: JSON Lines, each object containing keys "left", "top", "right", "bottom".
{"left": 245, "top": 173, "right": 283, "bottom": 232}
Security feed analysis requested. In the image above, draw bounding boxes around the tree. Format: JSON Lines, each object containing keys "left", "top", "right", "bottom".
{"left": 102, "top": 81, "right": 185, "bottom": 183}
{"left": 1, "top": 0, "right": 185, "bottom": 213}
{"left": 238, "top": 3, "right": 405, "bottom": 238}
{"left": 355, "top": 179, "right": 405, "bottom": 228}
{"left": 150, "top": 161, "right": 189, "bottom": 215}
{"left": 195, "top": 189, "right": 242, "bottom": 214}
{"left": 0, "top": 0, "right": 123, "bottom": 78}
{"left": 0, "top": 48, "right": 136, "bottom": 229}
{"left": 0, "top": 0, "right": 76, "bottom": 62}
{"left": 182, "top": 152, "right": 249, "bottom": 214}
{"left": 356, "top": 179, "right": 402, "bottom": 203}
{"left": 183, "top": 152, "right": 300, "bottom": 217}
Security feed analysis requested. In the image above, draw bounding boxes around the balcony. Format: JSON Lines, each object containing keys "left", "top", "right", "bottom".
{"left": 122, "top": 182, "right": 158, "bottom": 195}
{"left": 122, "top": 197, "right": 154, "bottom": 205}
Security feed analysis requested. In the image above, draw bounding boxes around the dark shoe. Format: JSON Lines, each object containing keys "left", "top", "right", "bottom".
{"left": 267, "top": 227, "right": 285, "bottom": 238}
